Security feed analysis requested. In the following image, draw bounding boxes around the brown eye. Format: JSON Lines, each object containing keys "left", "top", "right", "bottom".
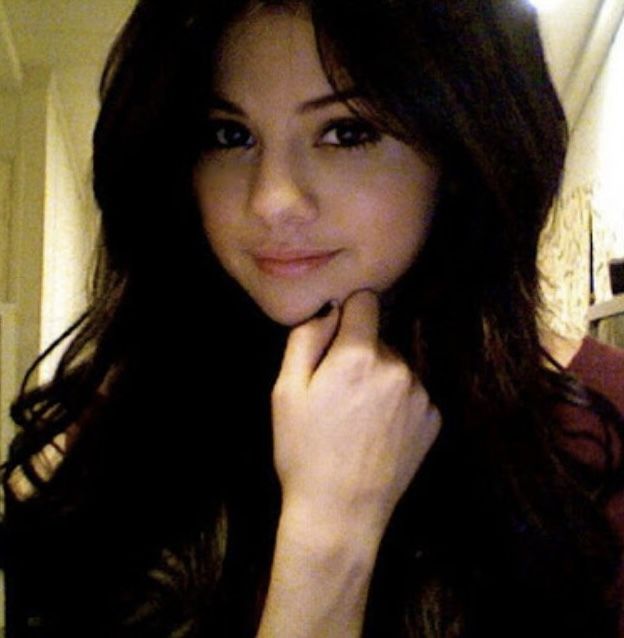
{"left": 204, "top": 120, "right": 255, "bottom": 149}
{"left": 320, "top": 118, "right": 382, "bottom": 149}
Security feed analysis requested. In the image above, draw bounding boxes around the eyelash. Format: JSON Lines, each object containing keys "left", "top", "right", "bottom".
{"left": 320, "top": 118, "right": 383, "bottom": 150}
{"left": 201, "top": 117, "right": 382, "bottom": 152}
{"left": 203, "top": 120, "right": 254, "bottom": 151}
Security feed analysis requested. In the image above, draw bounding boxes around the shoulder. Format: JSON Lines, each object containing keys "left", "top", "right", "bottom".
{"left": 552, "top": 337, "right": 624, "bottom": 476}
{"left": 567, "top": 337, "right": 624, "bottom": 415}
{"left": 568, "top": 336, "right": 624, "bottom": 371}
{"left": 558, "top": 339, "right": 624, "bottom": 631}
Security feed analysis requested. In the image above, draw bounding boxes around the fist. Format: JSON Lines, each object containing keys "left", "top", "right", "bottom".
{"left": 271, "top": 290, "right": 441, "bottom": 539}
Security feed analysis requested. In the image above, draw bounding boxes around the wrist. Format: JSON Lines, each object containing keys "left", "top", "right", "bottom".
{"left": 278, "top": 497, "right": 385, "bottom": 564}
{"left": 258, "top": 502, "right": 380, "bottom": 637}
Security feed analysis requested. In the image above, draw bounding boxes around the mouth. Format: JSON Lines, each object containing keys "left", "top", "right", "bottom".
{"left": 251, "top": 249, "right": 342, "bottom": 278}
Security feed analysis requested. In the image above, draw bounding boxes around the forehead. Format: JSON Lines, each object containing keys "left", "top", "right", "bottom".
{"left": 212, "top": 7, "right": 334, "bottom": 100}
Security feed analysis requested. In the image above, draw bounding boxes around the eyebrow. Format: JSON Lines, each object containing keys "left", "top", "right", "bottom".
{"left": 207, "top": 89, "right": 362, "bottom": 117}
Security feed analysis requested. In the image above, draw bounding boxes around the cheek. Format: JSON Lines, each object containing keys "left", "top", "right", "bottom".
{"left": 194, "top": 167, "right": 244, "bottom": 247}
{"left": 338, "top": 164, "right": 438, "bottom": 282}
{"left": 332, "top": 161, "right": 438, "bottom": 236}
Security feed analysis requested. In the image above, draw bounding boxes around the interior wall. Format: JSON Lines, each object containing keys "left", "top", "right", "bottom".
{"left": 0, "top": 68, "right": 95, "bottom": 388}
{"left": 539, "top": 6, "right": 624, "bottom": 339}
{"left": 0, "top": 158, "right": 11, "bottom": 301}
{"left": 0, "top": 66, "right": 96, "bottom": 492}
{"left": 13, "top": 68, "right": 48, "bottom": 386}
{"left": 0, "top": 92, "right": 17, "bottom": 302}
{"left": 0, "top": 1, "right": 99, "bottom": 499}
{"left": 40, "top": 78, "right": 95, "bottom": 382}
{"left": 0, "top": 158, "right": 17, "bottom": 477}
{"left": 576, "top": 13, "right": 624, "bottom": 299}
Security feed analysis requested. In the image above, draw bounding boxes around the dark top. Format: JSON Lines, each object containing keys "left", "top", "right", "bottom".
{"left": 567, "top": 337, "right": 624, "bottom": 415}
{"left": 3, "top": 336, "right": 624, "bottom": 636}
{"left": 561, "top": 336, "right": 624, "bottom": 635}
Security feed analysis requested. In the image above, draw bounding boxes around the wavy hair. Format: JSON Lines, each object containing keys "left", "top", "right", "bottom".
{"left": 4, "top": 1, "right": 622, "bottom": 636}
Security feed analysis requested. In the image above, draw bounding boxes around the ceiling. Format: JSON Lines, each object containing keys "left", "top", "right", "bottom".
{"left": 1, "top": 0, "right": 135, "bottom": 180}
{"left": 0, "top": 0, "right": 607, "bottom": 180}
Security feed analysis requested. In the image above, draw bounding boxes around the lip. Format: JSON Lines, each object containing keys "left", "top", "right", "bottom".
{"left": 252, "top": 249, "right": 341, "bottom": 278}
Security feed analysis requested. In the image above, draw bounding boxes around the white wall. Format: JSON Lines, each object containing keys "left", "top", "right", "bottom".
{"left": 0, "top": 92, "right": 18, "bottom": 304}
{"left": 0, "top": 158, "right": 11, "bottom": 301}
{"left": 0, "top": 63, "right": 95, "bottom": 627}
{"left": 566, "top": 13, "right": 624, "bottom": 300}
{"left": 0, "top": 160, "right": 16, "bottom": 459}
{"left": 564, "top": 10, "right": 624, "bottom": 203}
{"left": 12, "top": 69, "right": 48, "bottom": 385}
{"left": 1, "top": 68, "right": 95, "bottom": 388}
{"left": 0, "top": 92, "right": 18, "bottom": 157}
{"left": 40, "top": 77, "right": 95, "bottom": 381}
{"left": 539, "top": 7, "right": 624, "bottom": 337}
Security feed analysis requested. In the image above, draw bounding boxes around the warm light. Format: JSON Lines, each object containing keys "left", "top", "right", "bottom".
{"left": 526, "top": 0, "right": 565, "bottom": 12}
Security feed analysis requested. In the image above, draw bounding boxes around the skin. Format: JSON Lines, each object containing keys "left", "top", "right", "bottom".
{"left": 194, "top": 7, "right": 443, "bottom": 636}
{"left": 263, "top": 291, "right": 441, "bottom": 637}
{"left": 540, "top": 327, "right": 584, "bottom": 368}
{"left": 9, "top": 7, "right": 444, "bottom": 636}
{"left": 193, "top": 6, "right": 440, "bottom": 326}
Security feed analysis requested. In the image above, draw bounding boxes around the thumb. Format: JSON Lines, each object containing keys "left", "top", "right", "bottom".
{"left": 278, "top": 302, "right": 340, "bottom": 387}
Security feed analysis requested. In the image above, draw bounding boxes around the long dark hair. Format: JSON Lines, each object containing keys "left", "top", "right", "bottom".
{"left": 4, "top": 0, "right": 622, "bottom": 636}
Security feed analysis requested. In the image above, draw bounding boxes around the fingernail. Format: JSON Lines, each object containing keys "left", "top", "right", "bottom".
{"left": 315, "top": 300, "right": 338, "bottom": 319}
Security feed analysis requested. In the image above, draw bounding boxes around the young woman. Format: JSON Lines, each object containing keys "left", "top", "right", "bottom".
{"left": 3, "top": 0, "right": 624, "bottom": 636}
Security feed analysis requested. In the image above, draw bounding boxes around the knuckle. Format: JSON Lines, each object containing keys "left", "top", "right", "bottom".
{"left": 288, "top": 321, "right": 316, "bottom": 346}
{"left": 412, "top": 390, "right": 432, "bottom": 416}
{"left": 396, "top": 364, "right": 413, "bottom": 388}
{"left": 271, "top": 382, "right": 285, "bottom": 404}
{"left": 341, "top": 343, "right": 377, "bottom": 373}
{"left": 428, "top": 404, "right": 443, "bottom": 428}
{"left": 345, "top": 288, "right": 379, "bottom": 314}
{"left": 271, "top": 375, "right": 292, "bottom": 404}
{"left": 385, "top": 360, "right": 413, "bottom": 391}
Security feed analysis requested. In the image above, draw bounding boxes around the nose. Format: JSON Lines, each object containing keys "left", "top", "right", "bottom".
{"left": 247, "top": 147, "right": 318, "bottom": 226}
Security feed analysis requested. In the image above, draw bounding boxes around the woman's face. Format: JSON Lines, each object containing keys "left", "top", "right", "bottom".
{"left": 194, "top": 7, "right": 440, "bottom": 326}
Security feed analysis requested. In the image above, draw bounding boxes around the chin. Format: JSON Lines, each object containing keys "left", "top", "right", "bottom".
{"left": 260, "top": 304, "right": 322, "bottom": 327}
{"left": 252, "top": 282, "right": 388, "bottom": 327}
{"left": 254, "top": 295, "right": 332, "bottom": 327}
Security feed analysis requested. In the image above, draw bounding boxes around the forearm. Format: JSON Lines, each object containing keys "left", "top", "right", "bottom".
{"left": 260, "top": 291, "right": 441, "bottom": 635}
{"left": 257, "top": 505, "right": 381, "bottom": 638}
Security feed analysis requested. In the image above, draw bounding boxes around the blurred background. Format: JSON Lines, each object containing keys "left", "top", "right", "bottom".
{"left": 0, "top": 0, "right": 624, "bottom": 625}
{"left": 0, "top": 0, "right": 135, "bottom": 460}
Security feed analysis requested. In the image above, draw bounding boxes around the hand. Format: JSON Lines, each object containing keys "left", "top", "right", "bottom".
{"left": 271, "top": 290, "right": 441, "bottom": 540}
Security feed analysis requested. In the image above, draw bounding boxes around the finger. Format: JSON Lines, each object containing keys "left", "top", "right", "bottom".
{"left": 278, "top": 301, "right": 340, "bottom": 385}
{"left": 332, "top": 289, "right": 380, "bottom": 351}
{"left": 416, "top": 401, "right": 442, "bottom": 453}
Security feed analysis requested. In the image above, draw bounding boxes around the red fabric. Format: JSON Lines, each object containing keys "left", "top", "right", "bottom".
{"left": 567, "top": 337, "right": 624, "bottom": 415}
{"left": 566, "top": 338, "right": 624, "bottom": 537}
{"left": 563, "top": 337, "right": 624, "bottom": 634}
